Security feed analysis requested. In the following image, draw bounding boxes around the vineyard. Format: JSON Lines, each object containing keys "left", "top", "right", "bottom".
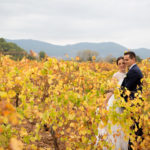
{"left": 0, "top": 55, "right": 149, "bottom": 150}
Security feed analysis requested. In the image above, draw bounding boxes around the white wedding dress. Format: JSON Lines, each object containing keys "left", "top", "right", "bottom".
{"left": 96, "top": 71, "right": 128, "bottom": 150}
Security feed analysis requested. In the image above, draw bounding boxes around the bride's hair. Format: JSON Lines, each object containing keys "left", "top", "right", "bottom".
{"left": 116, "top": 56, "right": 124, "bottom": 65}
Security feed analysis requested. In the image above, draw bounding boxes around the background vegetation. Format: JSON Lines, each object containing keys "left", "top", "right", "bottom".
{"left": 0, "top": 55, "right": 149, "bottom": 149}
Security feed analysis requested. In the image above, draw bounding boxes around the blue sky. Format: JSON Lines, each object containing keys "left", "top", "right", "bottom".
{"left": 0, "top": 0, "right": 150, "bottom": 49}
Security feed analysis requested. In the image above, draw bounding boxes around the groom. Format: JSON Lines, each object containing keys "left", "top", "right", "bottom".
{"left": 121, "top": 51, "right": 143, "bottom": 150}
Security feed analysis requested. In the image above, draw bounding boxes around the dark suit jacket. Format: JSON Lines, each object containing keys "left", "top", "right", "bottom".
{"left": 121, "top": 64, "right": 143, "bottom": 101}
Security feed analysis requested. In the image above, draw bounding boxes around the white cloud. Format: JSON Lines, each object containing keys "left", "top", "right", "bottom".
{"left": 0, "top": 0, "right": 150, "bottom": 48}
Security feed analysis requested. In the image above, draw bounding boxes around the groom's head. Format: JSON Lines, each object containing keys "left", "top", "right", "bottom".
{"left": 124, "top": 51, "right": 136, "bottom": 68}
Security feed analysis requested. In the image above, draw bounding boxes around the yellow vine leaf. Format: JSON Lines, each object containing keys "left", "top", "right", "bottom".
{"left": 9, "top": 138, "right": 23, "bottom": 150}
{"left": 19, "top": 127, "right": 28, "bottom": 137}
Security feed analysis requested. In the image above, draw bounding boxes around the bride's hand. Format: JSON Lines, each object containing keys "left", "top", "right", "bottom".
{"left": 103, "top": 91, "right": 113, "bottom": 109}
{"left": 103, "top": 100, "right": 107, "bottom": 109}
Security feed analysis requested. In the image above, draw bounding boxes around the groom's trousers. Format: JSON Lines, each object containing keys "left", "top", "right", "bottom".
{"left": 128, "top": 97, "right": 144, "bottom": 150}
{"left": 128, "top": 116, "right": 143, "bottom": 150}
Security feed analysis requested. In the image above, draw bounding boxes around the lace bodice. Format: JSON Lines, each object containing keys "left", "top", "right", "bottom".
{"left": 113, "top": 71, "right": 126, "bottom": 85}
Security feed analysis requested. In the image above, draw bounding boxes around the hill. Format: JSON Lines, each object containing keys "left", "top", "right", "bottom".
{"left": 6, "top": 39, "right": 150, "bottom": 59}
{"left": 0, "top": 38, "right": 27, "bottom": 60}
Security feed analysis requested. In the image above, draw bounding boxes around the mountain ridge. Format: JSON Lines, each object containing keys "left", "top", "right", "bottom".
{"left": 6, "top": 39, "right": 150, "bottom": 59}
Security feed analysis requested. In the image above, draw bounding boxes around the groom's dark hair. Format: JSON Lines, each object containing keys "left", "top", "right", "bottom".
{"left": 124, "top": 51, "right": 136, "bottom": 59}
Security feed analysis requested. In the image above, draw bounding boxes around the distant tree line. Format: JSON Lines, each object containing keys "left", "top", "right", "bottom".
{"left": 76, "top": 49, "right": 142, "bottom": 63}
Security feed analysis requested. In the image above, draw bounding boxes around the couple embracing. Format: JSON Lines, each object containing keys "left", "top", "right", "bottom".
{"left": 96, "top": 51, "right": 143, "bottom": 150}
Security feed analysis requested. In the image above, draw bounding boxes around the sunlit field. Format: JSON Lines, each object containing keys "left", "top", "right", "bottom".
{"left": 0, "top": 55, "right": 149, "bottom": 150}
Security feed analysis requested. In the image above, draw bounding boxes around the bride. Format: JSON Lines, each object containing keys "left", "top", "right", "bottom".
{"left": 96, "top": 57, "right": 128, "bottom": 150}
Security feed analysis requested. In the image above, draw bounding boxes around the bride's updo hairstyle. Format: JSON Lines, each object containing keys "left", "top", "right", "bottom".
{"left": 116, "top": 57, "right": 124, "bottom": 65}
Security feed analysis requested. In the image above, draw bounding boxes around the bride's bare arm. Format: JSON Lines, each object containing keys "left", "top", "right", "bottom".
{"left": 103, "top": 91, "right": 113, "bottom": 108}
{"left": 103, "top": 77, "right": 118, "bottom": 108}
